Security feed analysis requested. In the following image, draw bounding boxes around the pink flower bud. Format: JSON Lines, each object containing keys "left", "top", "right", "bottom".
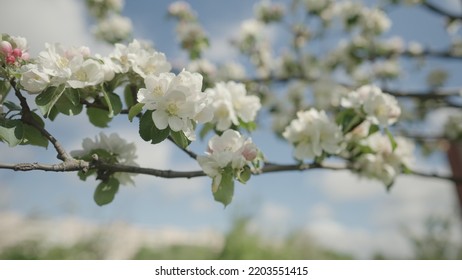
{"left": 0, "top": 41, "right": 13, "bottom": 55}
{"left": 6, "top": 55, "right": 16, "bottom": 64}
{"left": 241, "top": 143, "right": 258, "bottom": 161}
{"left": 12, "top": 48, "right": 22, "bottom": 58}
{"left": 21, "top": 52, "right": 30, "bottom": 61}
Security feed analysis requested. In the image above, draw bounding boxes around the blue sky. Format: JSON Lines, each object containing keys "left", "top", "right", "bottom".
{"left": 1, "top": 0, "right": 462, "bottom": 258}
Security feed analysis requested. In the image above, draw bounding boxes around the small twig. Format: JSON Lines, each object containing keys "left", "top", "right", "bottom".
{"left": 167, "top": 136, "right": 198, "bottom": 160}
{"left": 10, "top": 79, "right": 72, "bottom": 161}
{"left": 421, "top": 1, "right": 462, "bottom": 20}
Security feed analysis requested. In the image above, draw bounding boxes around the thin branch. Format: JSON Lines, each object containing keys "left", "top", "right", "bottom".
{"left": 422, "top": 1, "right": 462, "bottom": 20}
{"left": 384, "top": 87, "right": 461, "bottom": 100}
{"left": 3, "top": 158, "right": 461, "bottom": 184}
{"left": 10, "top": 79, "right": 73, "bottom": 162}
{"left": 94, "top": 161, "right": 205, "bottom": 178}
{"left": 167, "top": 136, "right": 198, "bottom": 160}
{"left": 0, "top": 161, "right": 89, "bottom": 172}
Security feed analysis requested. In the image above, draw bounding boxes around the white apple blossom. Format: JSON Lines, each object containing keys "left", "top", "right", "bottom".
{"left": 254, "top": 0, "right": 284, "bottom": 23}
{"left": 19, "top": 64, "right": 50, "bottom": 93}
{"left": 109, "top": 39, "right": 171, "bottom": 78}
{"left": 67, "top": 57, "right": 105, "bottom": 89}
{"left": 217, "top": 62, "right": 246, "bottom": 81}
{"left": 408, "top": 41, "right": 424, "bottom": 56}
{"left": 354, "top": 133, "right": 414, "bottom": 186}
{"left": 197, "top": 129, "right": 258, "bottom": 191}
{"left": 360, "top": 8, "right": 391, "bottom": 35}
{"left": 37, "top": 43, "right": 76, "bottom": 85}
{"left": 168, "top": 1, "right": 196, "bottom": 21}
{"left": 187, "top": 59, "right": 216, "bottom": 77}
{"left": 283, "top": 108, "right": 343, "bottom": 160}
{"left": 239, "top": 19, "right": 264, "bottom": 39}
{"left": 86, "top": 0, "right": 124, "bottom": 18}
{"left": 342, "top": 85, "right": 401, "bottom": 127}
{"left": 93, "top": 14, "right": 132, "bottom": 44}
{"left": 132, "top": 50, "right": 171, "bottom": 78}
{"left": 304, "top": 0, "right": 331, "bottom": 14}
{"left": 137, "top": 70, "right": 213, "bottom": 140}
{"left": 206, "top": 81, "right": 261, "bottom": 131}
{"left": 71, "top": 132, "right": 138, "bottom": 185}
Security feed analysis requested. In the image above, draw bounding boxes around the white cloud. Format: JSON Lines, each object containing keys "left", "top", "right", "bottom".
{"left": 250, "top": 201, "right": 292, "bottom": 236}
{"left": 305, "top": 168, "right": 462, "bottom": 258}
{"left": 307, "top": 218, "right": 411, "bottom": 258}
{"left": 314, "top": 170, "right": 384, "bottom": 201}
{"left": 0, "top": 0, "right": 110, "bottom": 55}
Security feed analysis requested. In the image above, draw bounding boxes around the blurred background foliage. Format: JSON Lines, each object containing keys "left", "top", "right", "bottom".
{"left": 1, "top": 216, "right": 460, "bottom": 260}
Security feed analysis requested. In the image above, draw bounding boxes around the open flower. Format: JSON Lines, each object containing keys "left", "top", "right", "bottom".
{"left": 342, "top": 85, "right": 401, "bottom": 127}
{"left": 283, "top": 108, "right": 343, "bottom": 160}
{"left": 137, "top": 70, "right": 213, "bottom": 140}
{"left": 206, "top": 81, "right": 261, "bottom": 131}
{"left": 71, "top": 132, "right": 138, "bottom": 185}
{"left": 197, "top": 130, "right": 259, "bottom": 191}
{"left": 354, "top": 132, "right": 414, "bottom": 186}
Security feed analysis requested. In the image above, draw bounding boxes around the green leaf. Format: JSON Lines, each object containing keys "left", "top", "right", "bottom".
{"left": 170, "top": 130, "right": 190, "bottom": 148}
{"left": 87, "top": 107, "right": 111, "bottom": 128}
{"left": 239, "top": 120, "right": 257, "bottom": 132}
{"left": 100, "top": 86, "right": 114, "bottom": 118}
{"left": 0, "top": 119, "right": 24, "bottom": 147}
{"left": 21, "top": 124, "right": 48, "bottom": 148}
{"left": 47, "top": 106, "right": 59, "bottom": 121}
{"left": 93, "top": 177, "right": 120, "bottom": 206}
{"left": 78, "top": 169, "right": 96, "bottom": 181}
{"left": 368, "top": 124, "right": 380, "bottom": 136}
{"left": 104, "top": 92, "right": 122, "bottom": 116}
{"left": 336, "top": 108, "right": 364, "bottom": 133}
{"left": 0, "top": 79, "right": 11, "bottom": 98}
{"left": 2, "top": 101, "right": 21, "bottom": 111}
{"left": 213, "top": 171, "right": 235, "bottom": 207}
{"left": 55, "top": 88, "right": 83, "bottom": 116}
{"left": 236, "top": 166, "right": 251, "bottom": 184}
{"left": 385, "top": 128, "right": 397, "bottom": 151}
{"left": 124, "top": 84, "right": 137, "bottom": 109}
{"left": 128, "top": 102, "right": 144, "bottom": 122}
{"left": 20, "top": 112, "right": 48, "bottom": 148}
{"left": 139, "top": 111, "right": 170, "bottom": 144}
{"left": 35, "top": 84, "right": 66, "bottom": 117}
{"left": 199, "top": 123, "right": 214, "bottom": 140}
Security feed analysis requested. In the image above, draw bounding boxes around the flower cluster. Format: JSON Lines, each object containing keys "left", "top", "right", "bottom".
{"left": 354, "top": 132, "right": 414, "bottom": 186}
{"left": 71, "top": 132, "right": 138, "bottom": 185}
{"left": 109, "top": 39, "right": 172, "bottom": 78}
{"left": 18, "top": 39, "right": 172, "bottom": 94}
{"left": 168, "top": 1, "right": 208, "bottom": 59}
{"left": 333, "top": 2, "right": 391, "bottom": 35}
{"left": 197, "top": 129, "right": 259, "bottom": 192}
{"left": 19, "top": 43, "right": 110, "bottom": 93}
{"left": 86, "top": 0, "right": 124, "bottom": 18}
{"left": 234, "top": 19, "right": 273, "bottom": 77}
{"left": 86, "top": 0, "right": 132, "bottom": 44}
{"left": 92, "top": 14, "right": 133, "bottom": 44}
{"left": 304, "top": 0, "right": 332, "bottom": 14}
{"left": 168, "top": 1, "right": 196, "bottom": 21}
{"left": 283, "top": 108, "right": 343, "bottom": 160}
{"left": 254, "top": 0, "right": 285, "bottom": 23}
{"left": 137, "top": 70, "right": 213, "bottom": 140}
{"left": 341, "top": 85, "right": 401, "bottom": 127}
{"left": 0, "top": 34, "right": 29, "bottom": 66}
{"left": 205, "top": 81, "right": 261, "bottom": 131}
